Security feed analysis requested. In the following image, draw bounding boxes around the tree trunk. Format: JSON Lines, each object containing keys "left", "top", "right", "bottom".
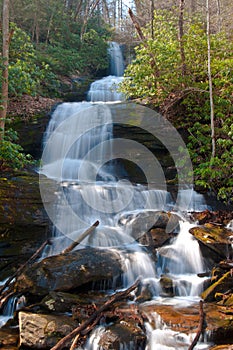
{"left": 206, "top": 0, "right": 215, "bottom": 159}
{"left": 216, "top": 0, "right": 222, "bottom": 32}
{"left": 178, "top": 0, "right": 186, "bottom": 77}
{"left": 0, "top": 0, "right": 10, "bottom": 141}
{"left": 151, "top": 0, "right": 154, "bottom": 39}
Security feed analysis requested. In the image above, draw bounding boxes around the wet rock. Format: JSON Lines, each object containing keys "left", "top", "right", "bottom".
{"left": 141, "top": 303, "right": 201, "bottom": 335}
{"left": 0, "top": 172, "right": 49, "bottom": 279}
{"left": 191, "top": 210, "right": 233, "bottom": 226}
{"left": 210, "top": 346, "right": 233, "bottom": 350}
{"left": 201, "top": 270, "right": 233, "bottom": 302}
{"left": 118, "top": 210, "right": 181, "bottom": 242}
{"left": 15, "top": 248, "right": 124, "bottom": 296}
{"left": 0, "top": 328, "right": 18, "bottom": 349}
{"left": 142, "top": 302, "right": 233, "bottom": 345}
{"left": 98, "top": 320, "right": 146, "bottom": 350}
{"left": 190, "top": 224, "right": 233, "bottom": 264}
{"left": 205, "top": 303, "right": 233, "bottom": 344}
{"left": 18, "top": 311, "right": 78, "bottom": 348}
{"left": 41, "top": 291, "right": 90, "bottom": 313}
{"left": 159, "top": 275, "right": 174, "bottom": 297}
{"left": 135, "top": 283, "right": 153, "bottom": 303}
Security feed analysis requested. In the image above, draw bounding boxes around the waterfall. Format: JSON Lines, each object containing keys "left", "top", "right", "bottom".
{"left": 157, "top": 221, "right": 207, "bottom": 297}
{"left": 108, "top": 41, "right": 125, "bottom": 76}
{"left": 87, "top": 42, "right": 125, "bottom": 102}
{"left": 0, "top": 41, "right": 212, "bottom": 347}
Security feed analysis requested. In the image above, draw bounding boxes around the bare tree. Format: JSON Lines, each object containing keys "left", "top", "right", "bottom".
{"left": 178, "top": 0, "right": 186, "bottom": 77}
{"left": 0, "top": 0, "right": 10, "bottom": 140}
{"left": 206, "top": 0, "right": 215, "bottom": 159}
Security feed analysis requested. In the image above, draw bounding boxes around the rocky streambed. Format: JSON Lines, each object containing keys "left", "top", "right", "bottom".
{"left": 1, "top": 173, "right": 233, "bottom": 349}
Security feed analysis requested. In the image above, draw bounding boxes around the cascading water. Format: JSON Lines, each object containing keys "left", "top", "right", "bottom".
{"left": 87, "top": 42, "right": 125, "bottom": 102}
{"left": 39, "top": 42, "right": 211, "bottom": 349}
{"left": 0, "top": 42, "right": 211, "bottom": 348}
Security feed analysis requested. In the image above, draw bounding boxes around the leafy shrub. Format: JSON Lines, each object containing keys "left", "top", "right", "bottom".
{"left": 120, "top": 10, "right": 233, "bottom": 203}
{"left": 0, "top": 129, "right": 34, "bottom": 171}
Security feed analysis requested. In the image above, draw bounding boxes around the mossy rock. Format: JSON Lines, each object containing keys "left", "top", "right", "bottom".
{"left": 190, "top": 224, "right": 233, "bottom": 262}
{"left": 201, "top": 271, "right": 233, "bottom": 302}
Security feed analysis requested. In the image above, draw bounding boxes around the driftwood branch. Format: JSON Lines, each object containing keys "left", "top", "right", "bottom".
{"left": 0, "top": 239, "right": 52, "bottom": 296}
{"left": 188, "top": 300, "right": 205, "bottom": 350}
{"left": 61, "top": 220, "right": 99, "bottom": 254}
{"left": 51, "top": 279, "right": 140, "bottom": 350}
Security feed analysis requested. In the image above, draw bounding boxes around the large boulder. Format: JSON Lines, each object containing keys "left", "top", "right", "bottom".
{"left": 15, "top": 248, "right": 124, "bottom": 296}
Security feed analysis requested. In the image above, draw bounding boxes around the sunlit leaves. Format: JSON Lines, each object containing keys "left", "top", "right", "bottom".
{"left": 120, "top": 9, "right": 233, "bottom": 203}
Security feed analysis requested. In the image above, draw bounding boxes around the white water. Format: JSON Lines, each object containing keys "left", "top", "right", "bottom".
{"left": 39, "top": 42, "right": 210, "bottom": 349}
{"left": 1, "top": 42, "right": 211, "bottom": 347}
{"left": 87, "top": 42, "right": 125, "bottom": 102}
{"left": 157, "top": 221, "right": 207, "bottom": 297}
{"left": 145, "top": 312, "right": 210, "bottom": 350}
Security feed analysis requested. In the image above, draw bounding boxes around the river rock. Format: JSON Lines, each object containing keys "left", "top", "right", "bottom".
{"left": 18, "top": 311, "right": 78, "bottom": 348}
{"left": 142, "top": 302, "right": 233, "bottom": 345}
{"left": 15, "top": 248, "right": 124, "bottom": 296}
{"left": 189, "top": 224, "right": 233, "bottom": 264}
{"left": 0, "top": 328, "right": 18, "bottom": 349}
{"left": 159, "top": 275, "right": 174, "bottom": 297}
{"left": 97, "top": 320, "right": 146, "bottom": 349}
{"left": 201, "top": 270, "right": 233, "bottom": 302}
{"left": 118, "top": 210, "right": 181, "bottom": 242}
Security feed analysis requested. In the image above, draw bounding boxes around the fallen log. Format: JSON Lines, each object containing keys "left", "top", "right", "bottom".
{"left": 188, "top": 300, "right": 205, "bottom": 350}
{"left": 61, "top": 220, "right": 99, "bottom": 254}
{"left": 51, "top": 279, "right": 140, "bottom": 350}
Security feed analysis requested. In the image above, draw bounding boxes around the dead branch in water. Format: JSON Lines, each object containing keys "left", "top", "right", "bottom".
{"left": 188, "top": 300, "right": 205, "bottom": 350}
{"left": 61, "top": 220, "right": 99, "bottom": 254}
{"left": 51, "top": 279, "right": 140, "bottom": 350}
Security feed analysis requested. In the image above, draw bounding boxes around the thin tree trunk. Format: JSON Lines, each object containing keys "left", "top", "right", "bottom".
{"left": 0, "top": 0, "right": 10, "bottom": 140}
{"left": 74, "top": 0, "right": 84, "bottom": 21}
{"left": 128, "top": 8, "right": 158, "bottom": 75}
{"left": 45, "top": 11, "right": 55, "bottom": 45}
{"left": 178, "top": 0, "right": 186, "bottom": 77}
{"left": 216, "top": 0, "right": 222, "bottom": 32}
{"left": 206, "top": 0, "right": 215, "bottom": 159}
{"left": 151, "top": 0, "right": 154, "bottom": 39}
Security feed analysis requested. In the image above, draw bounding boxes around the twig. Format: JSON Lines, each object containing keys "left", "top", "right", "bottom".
{"left": 61, "top": 221, "right": 99, "bottom": 254}
{"left": 188, "top": 300, "right": 205, "bottom": 350}
{"left": 51, "top": 279, "right": 140, "bottom": 350}
{"left": 70, "top": 334, "right": 80, "bottom": 350}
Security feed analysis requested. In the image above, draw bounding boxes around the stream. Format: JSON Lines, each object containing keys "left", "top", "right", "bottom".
{"left": 39, "top": 43, "right": 211, "bottom": 349}
{"left": 0, "top": 42, "right": 217, "bottom": 349}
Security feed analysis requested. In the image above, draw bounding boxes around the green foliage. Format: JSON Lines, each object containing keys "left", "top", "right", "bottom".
{"left": 80, "top": 29, "right": 109, "bottom": 75}
{"left": 0, "top": 23, "right": 56, "bottom": 97}
{"left": 120, "top": 10, "right": 233, "bottom": 203}
{"left": 0, "top": 129, "right": 34, "bottom": 171}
